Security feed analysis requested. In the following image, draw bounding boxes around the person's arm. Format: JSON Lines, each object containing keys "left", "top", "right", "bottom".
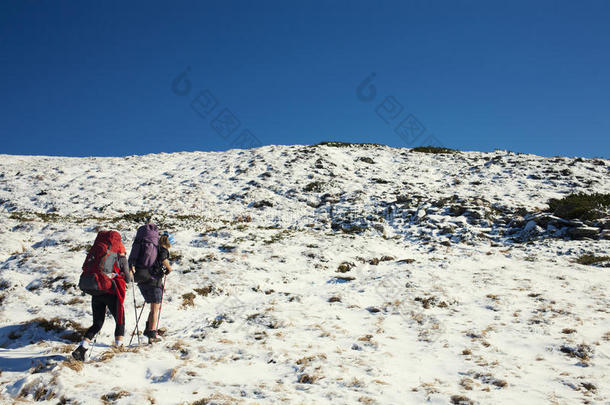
{"left": 128, "top": 242, "right": 139, "bottom": 269}
{"left": 118, "top": 254, "right": 133, "bottom": 282}
{"left": 162, "top": 259, "right": 172, "bottom": 274}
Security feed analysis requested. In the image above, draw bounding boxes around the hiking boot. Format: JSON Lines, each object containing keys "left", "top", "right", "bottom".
{"left": 143, "top": 329, "right": 161, "bottom": 344}
{"left": 148, "top": 336, "right": 161, "bottom": 344}
{"left": 71, "top": 345, "right": 88, "bottom": 361}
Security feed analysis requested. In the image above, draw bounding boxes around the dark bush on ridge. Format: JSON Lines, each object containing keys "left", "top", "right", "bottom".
{"left": 117, "top": 211, "right": 153, "bottom": 223}
{"left": 411, "top": 146, "right": 459, "bottom": 154}
{"left": 303, "top": 181, "right": 325, "bottom": 192}
{"left": 316, "top": 141, "right": 384, "bottom": 148}
{"left": 547, "top": 193, "right": 610, "bottom": 220}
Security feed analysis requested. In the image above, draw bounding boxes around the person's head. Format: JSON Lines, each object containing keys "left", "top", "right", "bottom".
{"left": 160, "top": 232, "right": 174, "bottom": 249}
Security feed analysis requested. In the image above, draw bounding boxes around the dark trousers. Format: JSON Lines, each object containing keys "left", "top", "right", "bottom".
{"left": 84, "top": 293, "right": 125, "bottom": 339}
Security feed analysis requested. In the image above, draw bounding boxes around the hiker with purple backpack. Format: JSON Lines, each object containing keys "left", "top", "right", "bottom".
{"left": 128, "top": 224, "right": 174, "bottom": 344}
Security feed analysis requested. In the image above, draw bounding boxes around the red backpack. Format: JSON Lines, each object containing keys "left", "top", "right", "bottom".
{"left": 78, "top": 230, "right": 126, "bottom": 295}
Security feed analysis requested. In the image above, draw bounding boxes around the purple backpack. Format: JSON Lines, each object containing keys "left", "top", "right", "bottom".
{"left": 129, "top": 224, "right": 159, "bottom": 282}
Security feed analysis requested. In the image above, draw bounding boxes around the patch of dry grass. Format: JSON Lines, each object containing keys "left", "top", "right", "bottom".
{"left": 297, "top": 373, "right": 319, "bottom": 384}
{"left": 336, "top": 261, "right": 355, "bottom": 273}
{"left": 62, "top": 359, "right": 83, "bottom": 372}
{"left": 18, "top": 380, "right": 56, "bottom": 401}
{"left": 560, "top": 343, "right": 593, "bottom": 362}
{"left": 168, "top": 340, "right": 189, "bottom": 357}
{"left": 190, "top": 393, "right": 240, "bottom": 404}
{"left": 296, "top": 353, "right": 327, "bottom": 369}
{"left": 459, "top": 377, "right": 474, "bottom": 390}
{"left": 66, "top": 297, "right": 85, "bottom": 305}
{"left": 101, "top": 390, "right": 130, "bottom": 404}
{"left": 98, "top": 350, "right": 116, "bottom": 362}
{"left": 193, "top": 285, "right": 213, "bottom": 297}
{"left": 181, "top": 292, "right": 196, "bottom": 308}
{"left": 58, "top": 345, "right": 74, "bottom": 354}
{"left": 472, "top": 372, "right": 507, "bottom": 388}
{"left": 574, "top": 254, "right": 610, "bottom": 266}
{"left": 10, "top": 317, "right": 86, "bottom": 342}
{"left": 450, "top": 394, "right": 473, "bottom": 404}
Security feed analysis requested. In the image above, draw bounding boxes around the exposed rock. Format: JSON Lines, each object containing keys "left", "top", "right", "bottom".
{"left": 464, "top": 210, "right": 482, "bottom": 219}
{"left": 252, "top": 200, "right": 273, "bottom": 209}
{"left": 440, "top": 225, "right": 456, "bottom": 234}
{"left": 336, "top": 262, "right": 355, "bottom": 273}
{"left": 320, "top": 193, "right": 340, "bottom": 204}
{"left": 396, "top": 195, "right": 409, "bottom": 204}
{"left": 598, "top": 219, "right": 610, "bottom": 230}
{"left": 569, "top": 226, "right": 600, "bottom": 240}
{"left": 357, "top": 157, "right": 375, "bottom": 164}
{"left": 371, "top": 223, "right": 385, "bottom": 233}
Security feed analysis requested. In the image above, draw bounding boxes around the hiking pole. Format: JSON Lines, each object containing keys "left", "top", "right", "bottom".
{"left": 129, "top": 302, "right": 146, "bottom": 346}
{"left": 156, "top": 274, "right": 167, "bottom": 332}
{"left": 131, "top": 281, "right": 141, "bottom": 346}
{"left": 88, "top": 336, "right": 97, "bottom": 361}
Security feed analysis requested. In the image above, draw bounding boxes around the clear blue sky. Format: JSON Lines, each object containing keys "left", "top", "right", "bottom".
{"left": 1, "top": 1, "right": 609, "bottom": 158}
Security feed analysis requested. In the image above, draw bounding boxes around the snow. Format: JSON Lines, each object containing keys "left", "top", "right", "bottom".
{"left": 0, "top": 144, "right": 609, "bottom": 404}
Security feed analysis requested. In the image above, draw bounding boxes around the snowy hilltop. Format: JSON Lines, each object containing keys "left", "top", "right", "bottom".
{"left": 0, "top": 143, "right": 609, "bottom": 405}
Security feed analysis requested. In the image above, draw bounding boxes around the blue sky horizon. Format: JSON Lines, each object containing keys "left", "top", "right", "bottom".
{"left": 2, "top": 1, "right": 609, "bottom": 158}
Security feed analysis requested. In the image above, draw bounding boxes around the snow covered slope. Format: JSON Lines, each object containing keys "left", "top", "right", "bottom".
{"left": 0, "top": 144, "right": 609, "bottom": 404}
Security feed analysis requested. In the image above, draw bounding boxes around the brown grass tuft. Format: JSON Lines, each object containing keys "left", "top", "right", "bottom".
{"left": 98, "top": 350, "right": 116, "bottom": 362}
{"left": 298, "top": 373, "right": 318, "bottom": 384}
{"left": 336, "top": 262, "right": 355, "bottom": 273}
{"left": 18, "top": 380, "right": 55, "bottom": 401}
{"left": 181, "top": 292, "right": 196, "bottom": 308}
{"left": 101, "top": 390, "right": 130, "bottom": 404}
{"left": 574, "top": 254, "right": 610, "bottom": 266}
{"left": 190, "top": 393, "right": 239, "bottom": 404}
{"left": 66, "top": 297, "right": 85, "bottom": 305}
{"left": 62, "top": 359, "right": 83, "bottom": 372}
{"left": 193, "top": 285, "right": 213, "bottom": 297}
{"left": 296, "top": 353, "right": 327, "bottom": 368}
{"left": 450, "top": 394, "right": 474, "bottom": 404}
{"left": 168, "top": 340, "right": 189, "bottom": 357}
{"left": 560, "top": 343, "right": 593, "bottom": 361}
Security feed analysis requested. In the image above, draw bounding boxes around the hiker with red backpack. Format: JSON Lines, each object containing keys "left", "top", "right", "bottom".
{"left": 72, "top": 230, "right": 132, "bottom": 361}
{"left": 129, "top": 224, "right": 174, "bottom": 344}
